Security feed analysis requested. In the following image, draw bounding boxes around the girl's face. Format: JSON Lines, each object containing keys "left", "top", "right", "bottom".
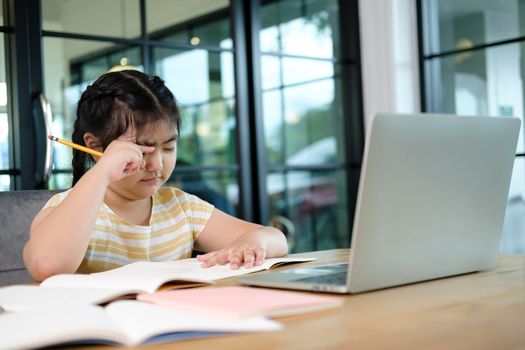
{"left": 109, "top": 119, "right": 178, "bottom": 200}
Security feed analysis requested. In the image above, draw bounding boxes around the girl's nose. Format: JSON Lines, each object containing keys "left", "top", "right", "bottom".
{"left": 145, "top": 149, "right": 163, "bottom": 172}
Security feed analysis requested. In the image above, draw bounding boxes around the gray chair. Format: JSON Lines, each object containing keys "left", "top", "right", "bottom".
{"left": 0, "top": 190, "right": 60, "bottom": 286}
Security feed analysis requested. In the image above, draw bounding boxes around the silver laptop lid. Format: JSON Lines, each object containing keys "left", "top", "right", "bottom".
{"left": 348, "top": 113, "right": 520, "bottom": 293}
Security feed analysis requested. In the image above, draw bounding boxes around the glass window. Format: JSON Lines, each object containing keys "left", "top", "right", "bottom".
{"left": 48, "top": 173, "right": 73, "bottom": 190}
{"left": 501, "top": 157, "right": 525, "bottom": 253}
{"left": 0, "top": 33, "right": 11, "bottom": 189}
{"left": 0, "top": 1, "right": 4, "bottom": 25}
{"left": 178, "top": 99, "right": 237, "bottom": 167}
{"left": 42, "top": 0, "right": 141, "bottom": 38}
{"left": 0, "top": 113, "right": 8, "bottom": 171}
{"left": 260, "top": 0, "right": 351, "bottom": 252}
{"left": 422, "top": 0, "right": 525, "bottom": 55}
{"left": 0, "top": 175, "right": 9, "bottom": 191}
{"left": 424, "top": 43, "right": 525, "bottom": 154}
{"left": 167, "top": 170, "right": 238, "bottom": 215}
{"left": 263, "top": 78, "right": 345, "bottom": 166}
{"left": 152, "top": 47, "right": 236, "bottom": 167}
{"left": 0, "top": 35, "right": 8, "bottom": 171}
{"left": 153, "top": 48, "right": 235, "bottom": 102}
{"left": 267, "top": 170, "right": 349, "bottom": 252}
{"left": 260, "top": 0, "right": 340, "bottom": 59}
{"left": 261, "top": 56, "right": 336, "bottom": 90}
{"left": 147, "top": 0, "right": 230, "bottom": 48}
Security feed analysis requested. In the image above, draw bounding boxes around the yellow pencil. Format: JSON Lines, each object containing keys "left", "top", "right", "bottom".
{"left": 48, "top": 135, "right": 103, "bottom": 157}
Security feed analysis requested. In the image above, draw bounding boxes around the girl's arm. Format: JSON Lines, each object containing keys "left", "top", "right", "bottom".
{"left": 194, "top": 209, "right": 288, "bottom": 269}
{"left": 23, "top": 140, "right": 153, "bottom": 281}
{"left": 24, "top": 167, "right": 110, "bottom": 281}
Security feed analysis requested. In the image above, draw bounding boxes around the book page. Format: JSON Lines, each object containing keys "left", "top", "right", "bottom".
{"left": 99, "top": 257, "right": 316, "bottom": 281}
{"left": 0, "top": 304, "right": 127, "bottom": 349}
{"left": 0, "top": 285, "right": 134, "bottom": 312}
{"left": 41, "top": 273, "right": 172, "bottom": 293}
{"left": 0, "top": 301, "right": 282, "bottom": 349}
{"left": 106, "top": 300, "right": 282, "bottom": 345}
{"left": 42, "top": 257, "right": 316, "bottom": 294}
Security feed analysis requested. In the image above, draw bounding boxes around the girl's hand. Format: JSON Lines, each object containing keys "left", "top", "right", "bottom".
{"left": 196, "top": 233, "right": 267, "bottom": 270}
{"left": 95, "top": 139, "right": 155, "bottom": 183}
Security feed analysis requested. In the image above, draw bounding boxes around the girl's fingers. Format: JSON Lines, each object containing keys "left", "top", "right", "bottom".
{"left": 139, "top": 145, "right": 155, "bottom": 154}
{"left": 199, "top": 247, "right": 267, "bottom": 269}
{"left": 198, "top": 250, "right": 229, "bottom": 267}
{"left": 229, "top": 253, "right": 242, "bottom": 270}
{"left": 215, "top": 251, "right": 230, "bottom": 265}
{"left": 197, "top": 251, "right": 217, "bottom": 267}
{"left": 196, "top": 251, "right": 216, "bottom": 261}
{"left": 254, "top": 248, "right": 266, "bottom": 266}
{"left": 243, "top": 249, "right": 255, "bottom": 268}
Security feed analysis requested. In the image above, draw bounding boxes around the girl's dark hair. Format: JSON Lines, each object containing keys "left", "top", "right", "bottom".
{"left": 71, "top": 70, "right": 181, "bottom": 186}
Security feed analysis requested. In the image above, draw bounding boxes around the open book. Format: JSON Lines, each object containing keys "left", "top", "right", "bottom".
{"left": 138, "top": 286, "right": 345, "bottom": 319}
{"left": 0, "top": 300, "right": 282, "bottom": 349}
{"left": 0, "top": 257, "right": 314, "bottom": 312}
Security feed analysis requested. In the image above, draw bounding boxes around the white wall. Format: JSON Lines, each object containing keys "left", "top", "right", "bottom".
{"left": 358, "top": 0, "right": 421, "bottom": 130}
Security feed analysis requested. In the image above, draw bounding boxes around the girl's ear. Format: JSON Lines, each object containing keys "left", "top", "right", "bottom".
{"left": 83, "top": 133, "right": 103, "bottom": 161}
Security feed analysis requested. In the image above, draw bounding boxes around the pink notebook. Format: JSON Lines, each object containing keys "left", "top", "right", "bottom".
{"left": 137, "top": 286, "right": 344, "bottom": 319}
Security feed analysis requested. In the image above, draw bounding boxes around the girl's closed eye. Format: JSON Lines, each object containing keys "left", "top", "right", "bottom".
{"left": 163, "top": 144, "right": 177, "bottom": 152}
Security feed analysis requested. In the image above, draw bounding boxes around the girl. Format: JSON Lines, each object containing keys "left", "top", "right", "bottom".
{"left": 24, "top": 70, "right": 288, "bottom": 282}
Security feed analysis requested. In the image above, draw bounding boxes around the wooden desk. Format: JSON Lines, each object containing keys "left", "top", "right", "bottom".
{"left": 80, "top": 249, "right": 525, "bottom": 350}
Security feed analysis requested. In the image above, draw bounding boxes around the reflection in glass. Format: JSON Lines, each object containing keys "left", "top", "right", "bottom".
{"left": 153, "top": 48, "right": 234, "bottom": 103}
{"left": 179, "top": 99, "right": 236, "bottom": 167}
{"left": 267, "top": 170, "right": 348, "bottom": 252}
{"left": 43, "top": 37, "right": 142, "bottom": 188}
{"left": 422, "top": 0, "right": 525, "bottom": 55}
{"left": 155, "top": 15, "right": 232, "bottom": 49}
{"left": 282, "top": 57, "right": 336, "bottom": 86}
{"left": 147, "top": 0, "right": 230, "bottom": 48}
{"left": 501, "top": 157, "right": 525, "bottom": 253}
{"left": 0, "top": 34, "right": 9, "bottom": 187}
{"left": 0, "top": 36, "right": 7, "bottom": 172}
{"left": 0, "top": 175, "right": 9, "bottom": 191}
{"left": 153, "top": 47, "right": 236, "bottom": 167}
{"left": 73, "top": 48, "right": 142, "bottom": 83}
{"left": 425, "top": 43, "right": 525, "bottom": 153}
{"left": 48, "top": 173, "right": 72, "bottom": 190}
{"left": 167, "top": 169, "right": 238, "bottom": 215}
{"left": 0, "top": 113, "right": 8, "bottom": 170}
{"left": 42, "top": 0, "right": 141, "bottom": 38}
{"left": 262, "top": 90, "right": 284, "bottom": 165}
{"left": 263, "top": 78, "right": 344, "bottom": 166}
{"left": 260, "top": 0, "right": 340, "bottom": 58}
{"left": 261, "top": 55, "right": 336, "bottom": 90}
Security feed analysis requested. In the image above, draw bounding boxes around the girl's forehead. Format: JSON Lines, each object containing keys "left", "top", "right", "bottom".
{"left": 134, "top": 120, "right": 178, "bottom": 139}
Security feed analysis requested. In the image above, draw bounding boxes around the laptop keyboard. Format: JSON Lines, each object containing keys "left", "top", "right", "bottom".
{"left": 295, "top": 271, "right": 348, "bottom": 285}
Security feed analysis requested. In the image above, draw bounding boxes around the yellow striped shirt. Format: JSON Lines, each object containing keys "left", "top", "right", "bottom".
{"left": 43, "top": 187, "right": 214, "bottom": 273}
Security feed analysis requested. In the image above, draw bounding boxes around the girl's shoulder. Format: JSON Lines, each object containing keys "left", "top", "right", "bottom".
{"left": 42, "top": 189, "right": 72, "bottom": 209}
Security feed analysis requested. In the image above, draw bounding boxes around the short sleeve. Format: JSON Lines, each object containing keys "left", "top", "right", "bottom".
{"left": 42, "top": 190, "right": 71, "bottom": 210}
{"left": 172, "top": 188, "right": 214, "bottom": 240}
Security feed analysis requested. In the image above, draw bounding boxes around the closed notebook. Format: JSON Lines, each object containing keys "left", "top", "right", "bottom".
{"left": 138, "top": 286, "right": 344, "bottom": 319}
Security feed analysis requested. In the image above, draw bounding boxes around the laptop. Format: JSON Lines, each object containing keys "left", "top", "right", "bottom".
{"left": 237, "top": 113, "right": 521, "bottom": 294}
